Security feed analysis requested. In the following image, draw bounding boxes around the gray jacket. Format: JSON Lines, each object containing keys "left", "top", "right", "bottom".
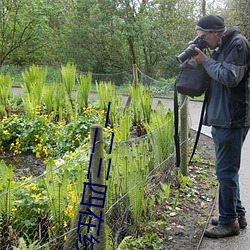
{"left": 203, "top": 26, "right": 250, "bottom": 128}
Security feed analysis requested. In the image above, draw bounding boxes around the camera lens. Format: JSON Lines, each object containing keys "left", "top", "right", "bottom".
{"left": 176, "top": 45, "right": 198, "bottom": 63}
{"left": 176, "top": 37, "right": 208, "bottom": 63}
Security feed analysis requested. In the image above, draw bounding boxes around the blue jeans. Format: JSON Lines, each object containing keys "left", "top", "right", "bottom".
{"left": 211, "top": 126, "right": 249, "bottom": 225}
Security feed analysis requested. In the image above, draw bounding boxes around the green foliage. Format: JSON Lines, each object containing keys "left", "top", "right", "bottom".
{"left": 0, "top": 161, "right": 14, "bottom": 222}
{"left": 157, "top": 182, "right": 171, "bottom": 203}
{"left": 0, "top": 0, "right": 226, "bottom": 77}
{"left": 0, "top": 73, "right": 12, "bottom": 117}
{"left": 172, "top": 190, "right": 180, "bottom": 210}
{"left": 21, "top": 65, "right": 47, "bottom": 118}
{"left": 113, "top": 108, "right": 132, "bottom": 141}
{"left": 145, "top": 100, "right": 174, "bottom": 164}
{"left": 12, "top": 178, "right": 49, "bottom": 239}
{"left": 12, "top": 234, "right": 44, "bottom": 250}
{"left": 0, "top": 0, "right": 52, "bottom": 65}
{"left": 117, "top": 233, "right": 163, "bottom": 250}
{"left": 106, "top": 138, "right": 153, "bottom": 227}
{"left": 96, "top": 81, "right": 122, "bottom": 127}
{"left": 77, "top": 72, "right": 92, "bottom": 110}
{"left": 43, "top": 159, "right": 68, "bottom": 230}
{"left": 178, "top": 172, "right": 192, "bottom": 189}
{"left": 0, "top": 76, "right": 179, "bottom": 248}
{"left": 0, "top": 110, "right": 101, "bottom": 157}
{"left": 129, "top": 84, "right": 153, "bottom": 126}
{"left": 43, "top": 84, "right": 56, "bottom": 113}
{"left": 61, "top": 63, "right": 76, "bottom": 101}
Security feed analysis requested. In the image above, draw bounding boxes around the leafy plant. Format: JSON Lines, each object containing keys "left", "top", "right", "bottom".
{"left": 106, "top": 137, "right": 153, "bottom": 230}
{"left": 145, "top": 100, "right": 174, "bottom": 164}
{"left": 156, "top": 182, "right": 171, "bottom": 203}
{"left": 0, "top": 73, "right": 12, "bottom": 117}
{"left": 113, "top": 108, "right": 132, "bottom": 141}
{"left": 178, "top": 173, "right": 192, "bottom": 189}
{"left": 96, "top": 81, "right": 122, "bottom": 127}
{"left": 43, "top": 84, "right": 55, "bottom": 114}
{"left": 21, "top": 65, "right": 47, "bottom": 118}
{"left": 76, "top": 72, "right": 92, "bottom": 110}
{"left": 0, "top": 161, "right": 14, "bottom": 222}
{"left": 129, "top": 83, "right": 152, "bottom": 125}
{"left": 60, "top": 63, "right": 76, "bottom": 102}
{"left": 12, "top": 177, "right": 49, "bottom": 241}
{"left": 43, "top": 159, "right": 69, "bottom": 230}
{"left": 172, "top": 190, "right": 180, "bottom": 210}
{"left": 12, "top": 233, "right": 48, "bottom": 250}
{"left": 0, "top": 108, "right": 102, "bottom": 158}
{"left": 117, "top": 233, "right": 163, "bottom": 250}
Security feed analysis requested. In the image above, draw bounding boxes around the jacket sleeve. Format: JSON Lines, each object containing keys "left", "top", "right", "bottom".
{"left": 203, "top": 37, "right": 250, "bottom": 87}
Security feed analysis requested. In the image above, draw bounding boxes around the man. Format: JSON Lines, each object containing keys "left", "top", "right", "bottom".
{"left": 192, "top": 15, "right": 250, "bottom": 238}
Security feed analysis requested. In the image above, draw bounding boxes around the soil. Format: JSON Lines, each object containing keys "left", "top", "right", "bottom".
{"left": 0, "top": 152, "right": 45, "bottom": 180}
{"left": 158, "top": 130, "right": 217, "bottom": 250}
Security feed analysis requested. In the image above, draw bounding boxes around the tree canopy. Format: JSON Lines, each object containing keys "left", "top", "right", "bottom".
{"left": 0, "top": 0, "right": 247, "bottom": 79}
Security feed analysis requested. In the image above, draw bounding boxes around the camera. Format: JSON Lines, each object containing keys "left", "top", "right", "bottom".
{"left": 176, "top": 36, "right": 208, "bottom": 64}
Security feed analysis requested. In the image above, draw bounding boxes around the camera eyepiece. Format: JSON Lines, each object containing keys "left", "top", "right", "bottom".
{"left": 176, "top": 36, "right": 208, "bottom": 64}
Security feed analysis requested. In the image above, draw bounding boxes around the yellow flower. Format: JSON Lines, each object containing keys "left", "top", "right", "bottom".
{"left": 3, "top": 130, "right": 9, "bottom": 135}
{"left": 14, "top": 149, "right": 22, "bottom": 155}
{"left": 26, "top": 183, "right": 37, "bottom": 191}
{"left": 12, "top": 207, "right": 17, "bottom": 212}
{"left": 64, "top": 205, "right": 74, "bottom": 218}
{"left": 36, "top": 152, "right": 41, "bottom": 159}
{"left": 32, "top": 193, "right": 42, "bottom": 201}
{"left": 100, "top": 110, "right": 106, "bottom": 115}
{"left": 71, "top": 196, "right": 76, "bottom": 204}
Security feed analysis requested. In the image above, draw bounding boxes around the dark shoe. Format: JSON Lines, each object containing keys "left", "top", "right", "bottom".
{"left": 238, "top": 215, "right": 247, "bottom": 228}
{"left": 211, "top": 214, "right": 247, "bottom": 229}
{"left": 204, "top": 222, "right": 240, "bottom": 238}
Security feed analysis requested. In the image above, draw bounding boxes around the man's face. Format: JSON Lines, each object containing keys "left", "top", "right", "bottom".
{"left": 196, "top": 30, "right": 222, "bottom": 49}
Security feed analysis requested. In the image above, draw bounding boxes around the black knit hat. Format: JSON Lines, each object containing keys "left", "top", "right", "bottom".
{"left": 195, "top": 15, "right": 225, "bottom": 32}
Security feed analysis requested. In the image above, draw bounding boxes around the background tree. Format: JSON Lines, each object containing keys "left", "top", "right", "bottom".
{"left": 0, "top": 0, "right": 49, "bottom": 65}
{"left": 64, "top": 0, "right": 130, "bottom": 73}
{"left": 0, "top": 0, "right": 233, "bottom": 79}
{"left": 65, "top": 0, "right": 200, "bottom": 78}
{"left": 220, "top": 0, "right": 250, "bottom": 39}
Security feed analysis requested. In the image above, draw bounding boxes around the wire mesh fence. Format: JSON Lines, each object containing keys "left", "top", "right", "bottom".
{"left": 0, "top": 66, "right": 190, "bottom": 249}
{"left": 0, "top": 64, "right": 175, "bottom": 97}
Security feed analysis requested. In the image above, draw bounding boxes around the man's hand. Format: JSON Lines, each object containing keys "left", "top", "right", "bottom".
{"left": 192, "top": 47, "right": 207, "bottom": 64}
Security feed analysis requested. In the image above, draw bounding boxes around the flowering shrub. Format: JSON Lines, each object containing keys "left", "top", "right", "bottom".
{"left": 0, "top": 105, "right": 103, "bottom": 158}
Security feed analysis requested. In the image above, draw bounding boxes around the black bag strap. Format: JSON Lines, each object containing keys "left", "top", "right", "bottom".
{"left": 174, "top": 81, "right": 180, "bottom": 168}
{"left": 189, "top": 91, "right": 208, "bottom": 164}
{"left": 174, "top": 82, "right": 208, "bottom": 168}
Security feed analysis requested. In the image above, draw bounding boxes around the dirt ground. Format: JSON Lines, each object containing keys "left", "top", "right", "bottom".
{"left": 159, "top": 130, "right": 217, "bottom": 250}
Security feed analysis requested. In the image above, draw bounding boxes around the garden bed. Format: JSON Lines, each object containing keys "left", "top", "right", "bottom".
{"left": 0, "top": 129, "right": 217, "bottom": 250}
